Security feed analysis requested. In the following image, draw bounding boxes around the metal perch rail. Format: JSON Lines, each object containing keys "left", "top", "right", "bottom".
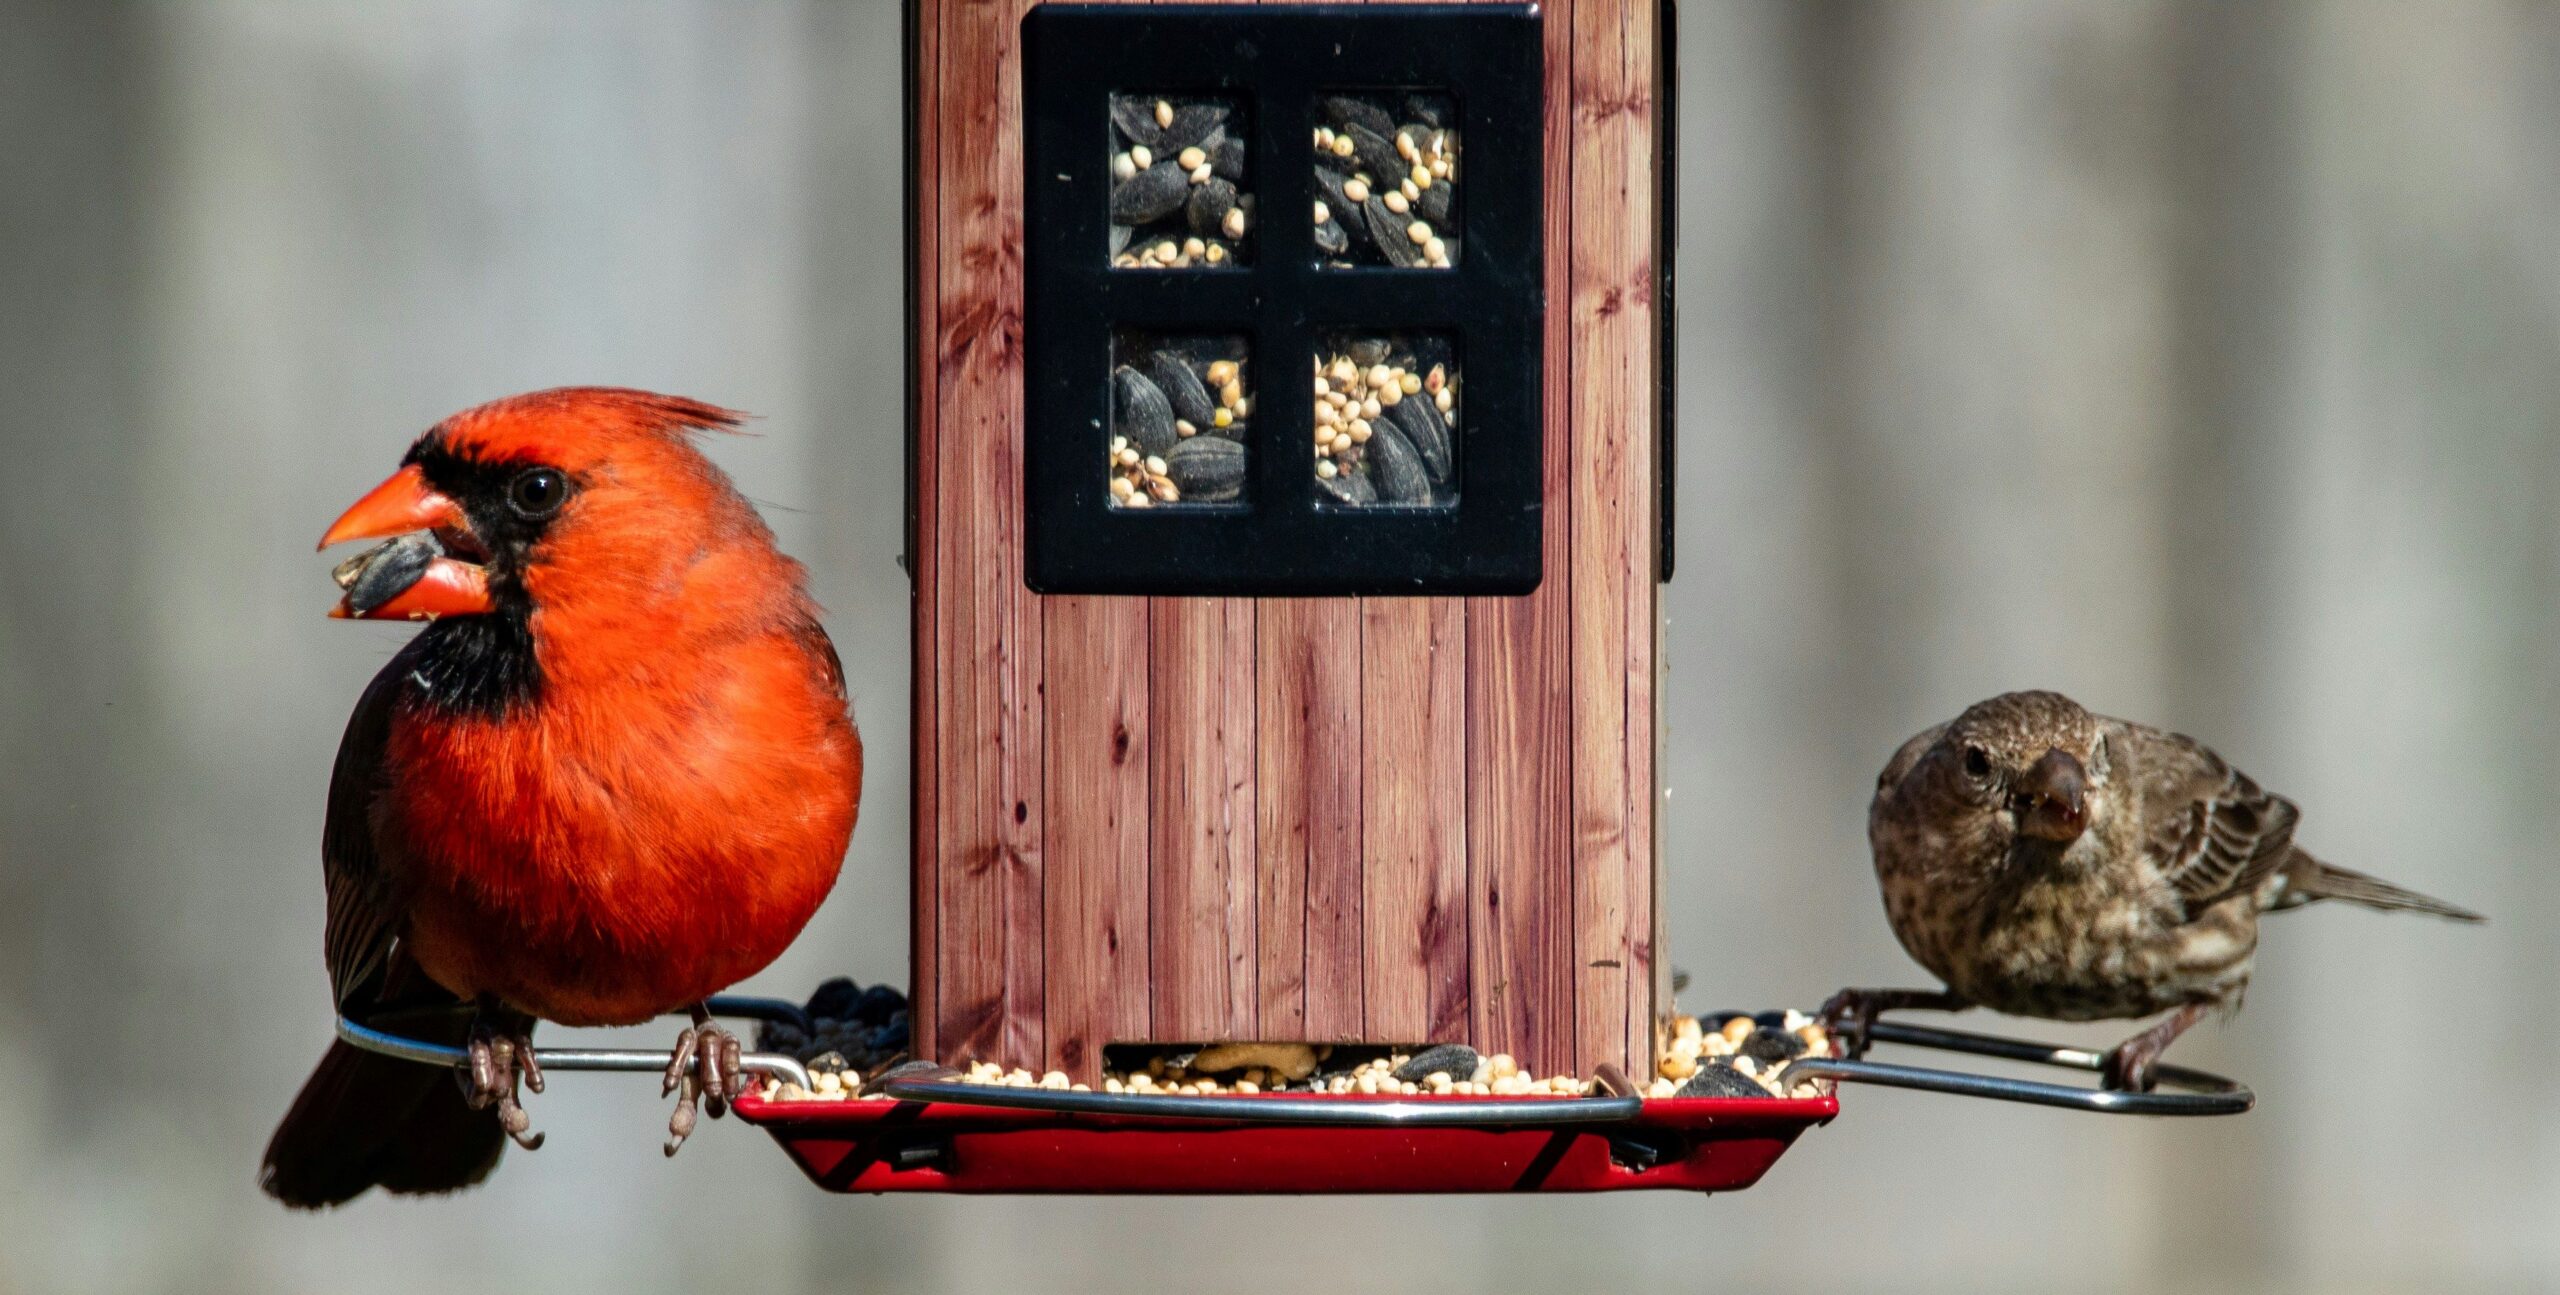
{"left": 333, "top": 1001, "right": 2250, "bottom": 1121}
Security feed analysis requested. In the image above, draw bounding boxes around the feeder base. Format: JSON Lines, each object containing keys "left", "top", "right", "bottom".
{"left": 732, "top": 1094, "right": 1837, "bottom": 1194}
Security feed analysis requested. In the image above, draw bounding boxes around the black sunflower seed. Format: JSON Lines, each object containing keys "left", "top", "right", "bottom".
{"left": 1165, "top": 436, "right": 1246, "bottom": 501}
{"left": 1391, "top": 1044, "right": 1480, "bottom": 1084}
{"left": 1113, "top": 365, "right": 1177, "bottom": 456}
{"left": 1365, "top": 419, "right": 1431, "bottom": 503}
{"left": 1110, "top": 162, "right": 1189, "bottom": 225}
{"left": 340, "top": 534, "right": 440, "bottom": 616}
{"left": 1314, "top": 217, "right": 1350, "bottom": 258}
{"left": 1364, "top": 197, "right": 1423, "bottom": 267}
{"left": 1318, "top": 466, "right": 1376, "bottom": 505}
{"left": 1387, "top": 393, "right": 1453, "bottom": 484}
{"left": 1344, "top": 125, "right": 1404, "bottom": 189}
{"left": 1186, "top": 177, "right": 1239, "bottom": 238}
{"left": 1210, "top": 133, "right": 1246, "bottom": 183}
{"left": 1110, "top": 98, "right": 1166, "bottom": 151}
{"left": 1143, "top": 351, "right": 1217, "bottom": 430}
{"left": 1676, "top": 1064, "right": 1773, "bottom": 1099}
{"left": 1108, "top": 223, "right": 1134, "bottom": 255}
{"left": 1157, "top": 103, "right": 1229, "bottom": 154}
{"left": 1321, "top": 94, "right": 1397, "bottom": 139}
{"left": 1413, "top": 179, "right": 1452, "bottom": 227}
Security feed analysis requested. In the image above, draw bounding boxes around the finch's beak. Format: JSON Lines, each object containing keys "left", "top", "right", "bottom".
{"left": 2014, "top": 748, "right": 2089, "bottom": 842}
{"left": 318, "top": 463, "right": 494, "bottom": 620}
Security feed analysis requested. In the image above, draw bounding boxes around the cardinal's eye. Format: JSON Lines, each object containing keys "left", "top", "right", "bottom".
{"left": 1962, "top": 746, "right": 1992, "bottom": 780}
{"left": 507, "top": 467, "right": 569, "bottom": 518}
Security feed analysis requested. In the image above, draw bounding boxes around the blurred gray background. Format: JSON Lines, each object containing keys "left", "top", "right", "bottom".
{"left": 3, "top": 1, "right": 2554, "bottom": 1291}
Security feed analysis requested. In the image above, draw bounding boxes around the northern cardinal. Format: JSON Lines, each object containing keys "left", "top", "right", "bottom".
{"left": 1831, "top": 690, "right": 2480, "bottom": 1089}
{"left": 261, "top": 388, "right": 862, "bottom": 1207}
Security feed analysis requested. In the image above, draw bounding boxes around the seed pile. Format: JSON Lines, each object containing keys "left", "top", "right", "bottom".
{"left": 1313, "top": 339, "right": 1458, "bottom": 506}
{"left": 1110, "top": 341, "right": 1251, "bottom": 508}
{"left": 752, "top": 976, "right": 912, "bottom": 1071}
{"left": 1312, "top": 93, "right": 1459, "bottom": 269}
{"left": 1111, "top": 95, "right": 1249, "bottom": 269}
{"left": 1649, "top": 1011, "right": 1831, "bottom": 1100}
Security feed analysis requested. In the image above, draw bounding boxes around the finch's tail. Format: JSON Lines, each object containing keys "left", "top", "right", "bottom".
{"left": 259, "top": 1006, "right": 516, "bottom": 1209}
{"left": 2278, "top": 853, "right": 2486, "bottom": 923}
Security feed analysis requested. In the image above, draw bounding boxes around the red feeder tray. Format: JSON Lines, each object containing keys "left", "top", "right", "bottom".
{"left": 732, "top": 1087, "right": 1838, "bottom": 1195}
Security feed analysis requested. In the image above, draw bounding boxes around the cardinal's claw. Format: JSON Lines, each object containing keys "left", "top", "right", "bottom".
{"left": 662, "top": 1008, "right": 747, "bottom": 1156}
{"left": 459, "top": 1018, "right": 546, "bottom": 1151}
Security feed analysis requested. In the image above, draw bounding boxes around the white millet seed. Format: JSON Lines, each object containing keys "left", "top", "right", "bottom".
{"left": 1131, "top": 145, "right": 1153, "bottom": 170}
{"left": 1384, "top": 191, "right": 1409, "bottom": 215}
{"left": 1144, "top": 455, "right": 1168, "bottom": 475}
{"left": 1331, "top": 135, "right": 1355, "bottom": 158}
{"left": 1154, "top": 99, "right": 1174, "bottom": 129}
{"left": 1178, "top": 146, "right": 1206, "bottom": 171}
{"left": 1112, "top": 153, "right": 1137, "bottom": 182}
{"left": 1190, "top": 163, "right": 1212, "bottom": 184}
{"left": 1407, "top": 220, "right": 1432, "bottom": 245}
{"left": 1222, "top": 207, "right": 1246, "bottom": 240}
{"left": 1316, "top": 459, "right": 1338, "bottom": 479}
{"left": 1175, "top": 419, "right": 1197, "bottom": 438}
{"left": 1110, "top": 477, "right": 1136, "bottom": 499}
{"left": 1313, "top": 200, "right": 1331, "bottom": 225}
{"left": 1343, "top": 178, "right": 1370, "bottom": 204}
{"left": 1366, "top": 364, "right": 1394, "bottom": 389}
{"left": 1183, "top": 237, "right": 1206, "bottom": 258}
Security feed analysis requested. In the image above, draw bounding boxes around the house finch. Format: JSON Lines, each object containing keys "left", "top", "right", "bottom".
{"left": 261, "top": 389, "right": 863, "bottom": 1207}
{"left": 1827, "top": 690, "right": 2481, "bottom": 1091}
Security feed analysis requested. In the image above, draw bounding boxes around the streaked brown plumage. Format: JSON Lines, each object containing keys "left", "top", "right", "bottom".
{"left": 1831, "top": 690, "right": 2483, "bottom": 1089}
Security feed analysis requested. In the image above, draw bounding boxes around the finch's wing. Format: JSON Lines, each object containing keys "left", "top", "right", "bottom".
{"left": 320, "top": 644, "right": 416, "bottom": 1010}
{"left": 2123, "top": 723, "right": 2301, "bottom": 915}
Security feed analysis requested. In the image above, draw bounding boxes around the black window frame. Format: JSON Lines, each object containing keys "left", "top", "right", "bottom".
{"left": 1021, "top": 2, "right": 1546, "bottom": 597}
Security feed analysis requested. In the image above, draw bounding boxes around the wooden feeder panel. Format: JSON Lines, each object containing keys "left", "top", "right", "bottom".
{"left": 908, "top": 0, "right": 1669, "bottom": 1086}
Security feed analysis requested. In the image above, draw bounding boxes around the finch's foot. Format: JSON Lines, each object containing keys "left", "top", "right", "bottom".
{"left": 661, "top": 1006, "right": 744, "bottom": 1157}
{"left": 459, "top": 1018, "right": 546, "bottom": 1151}
{"left": 2099, "top": 1003, "right": 2208, "bottom": 1093}
{"left": 1817, "top": 987, "right": 1970, "bottom": 1060}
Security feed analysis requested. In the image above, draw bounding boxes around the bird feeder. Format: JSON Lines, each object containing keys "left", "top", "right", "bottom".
{"left": 337, "top": 0, "right": 2253, "bottom": 1198}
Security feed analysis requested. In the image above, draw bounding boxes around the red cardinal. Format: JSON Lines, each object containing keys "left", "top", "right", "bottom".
{"left": 261, "top": 388, "right": 862, "bottom": 1208}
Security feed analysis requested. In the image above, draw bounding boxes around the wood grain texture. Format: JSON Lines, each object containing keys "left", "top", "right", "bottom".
{"left": 1042, "top": 596, "right": 1151, "bottom": 1081}
{"left": 1466, "top": 0, "right": 1579, "bottom": 1080}
{"left": 1362, "top": 595, "right": 1467, "bottom": 1043}
{"left": 930, "top": 0, "right": 1044, "bottom": 1067}
{"left": 1255, "top": 599, "right": 1363, "bottom": 1038}
{"left": 1149, "top": 597, "right": 1258, "bottom": 1040}
{"left": 1567, "top": 0, "right": 1659, "bottom": 1075}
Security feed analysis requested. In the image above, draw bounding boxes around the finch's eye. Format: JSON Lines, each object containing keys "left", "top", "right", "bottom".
{"left": 506, "top": 468, "right": 569, "bottom": 518}
{"left": 1962, "top": 746, "right": 1992, "bottom": 780}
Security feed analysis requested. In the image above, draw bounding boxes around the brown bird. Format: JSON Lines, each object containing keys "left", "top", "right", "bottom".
{"left": 1827, "top": 690, "right": 2482, "bottom": 1090}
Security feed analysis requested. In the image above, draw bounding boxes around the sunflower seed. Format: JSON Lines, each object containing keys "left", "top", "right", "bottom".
{"left": 1156, "top": 103, "right": 1228, "bottom": 154}
{"left": 340, "top": 533, "right": 441, "bottom": 615}
{"left": 1321, "top": 94, "right": 1397, "bottom": 139}
{"left": 1402, "top": 95, "right": 1446, "bottom": 129}
{"left": 1165, "top": 436, "right": 1246, "bottom": 501}
{"left": 1314, "top": 217, "right": 1350, "bottom": 258}
{"left": 1388, "top": 390, "right": 1453, "bottom": 483}
{"left": 1413, "top": 178, "right": 1452, "bottom": 226}
{"left": 1319, "top": 465, "right": 1378, "bottom": 506}
{"left": 1344, "top": 125, "right": 1404, "bottom": 189}
{"left": 1210, "top": 133, "right": 1246, "bottom": 183}
{"left": 1111, "top": 162, "right": 1189, "bottom": 225}
{"left": 1365, "top": 419, "right": 1431, "bottom": 503}
{"left": 1108, "top": 223, "right": 1134, "bottom": 255}
{"left": 1186, "top": 177, "right": 1238, "bottom": 238}
{"left": 1110, "top": 98, "right": 1167, "bottom": 151}
{"left": 1364, "top": 197, "right": 1423, "bottom": 267}
{"left": 1143, "top": 352, "right": 1218, "bottom": 430}
{"left": 1113, "top": 365, "right": 1177, "bottom": 456}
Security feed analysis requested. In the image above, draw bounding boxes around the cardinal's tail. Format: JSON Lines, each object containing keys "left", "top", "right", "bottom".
{"left": 259, "top": 1003, "right": 518, "bottom": 1209}
{"left": 2278, "top": 853, "right": 2486, "bottom": 923}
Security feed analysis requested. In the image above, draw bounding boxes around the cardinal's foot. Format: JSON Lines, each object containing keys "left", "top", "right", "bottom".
{"left": 662, "top": 1008, "right": 745, "bottom": 1156}
{"left": 460, "top": 1018, "right": 546, "bottom": 1151}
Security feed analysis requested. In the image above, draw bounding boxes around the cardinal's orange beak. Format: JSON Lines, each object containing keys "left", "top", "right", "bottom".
{"left": 319, "top": 464, "right": 494, "bottom": 620}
